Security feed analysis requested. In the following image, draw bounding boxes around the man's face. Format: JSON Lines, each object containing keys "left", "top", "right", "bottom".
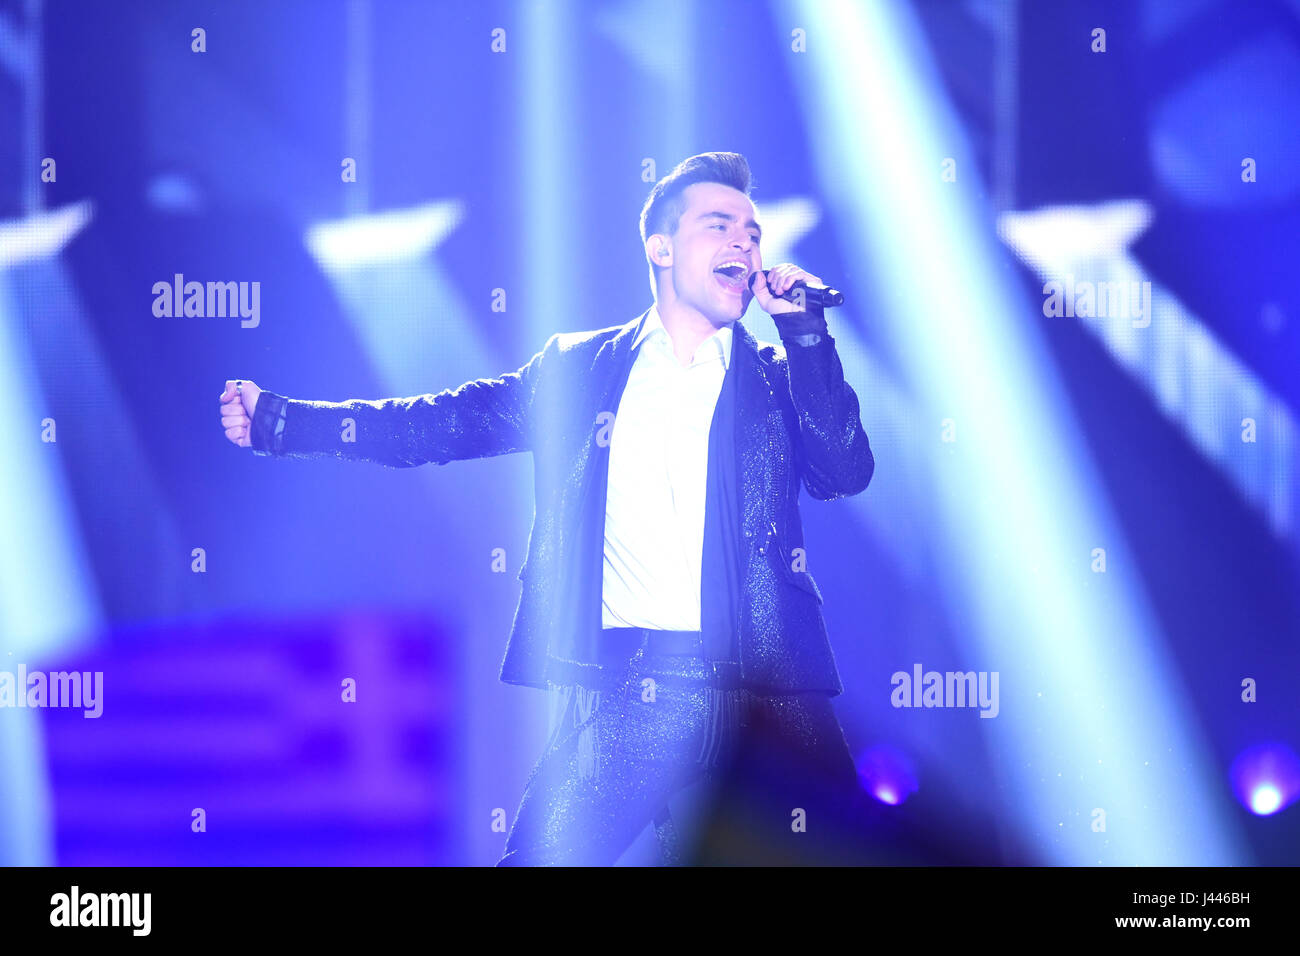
{"left": 651, "top": 181, "right": 762, "bottom": 325}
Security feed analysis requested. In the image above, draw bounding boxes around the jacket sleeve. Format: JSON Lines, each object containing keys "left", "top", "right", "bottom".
{"left": 772, "top": 311, "right": 874, "bottom": 500}
{"left": 249, "top": 334, "right": 556, "bottom": 468}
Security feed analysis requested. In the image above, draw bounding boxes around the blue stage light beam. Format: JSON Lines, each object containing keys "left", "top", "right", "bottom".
{"left": 741, "top": 199, "right": 936, "bottom": 584}
{"left": 304, "top": 199, "right": 536, "bottom": 868}
{"left": 0, "top": 206, "right": 104, "bottom": 866}
{"left": 521, "top": 0, "right": 579, "bottom": 743}
{"left": 1000, "top": 200, "right": 1298, "bottom": 543}
{"left": 782, "top": 0, "right": 1248, "bottom": 864}
{"left": 595, "top": 0, "right": 695, "bottom": 161}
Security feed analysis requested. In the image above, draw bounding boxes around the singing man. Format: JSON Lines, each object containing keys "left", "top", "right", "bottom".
{"left": 219, "top": 152, "right": 875, "bottom": 865}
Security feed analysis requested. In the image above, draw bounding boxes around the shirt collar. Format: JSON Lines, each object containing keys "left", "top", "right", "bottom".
{"left": 633, "top": 303, "right": 734, "bottom": 370}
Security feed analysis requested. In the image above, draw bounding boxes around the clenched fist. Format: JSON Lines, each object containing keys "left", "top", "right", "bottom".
{"left": 219, "top": 379, "right": 262, "bottom": 448}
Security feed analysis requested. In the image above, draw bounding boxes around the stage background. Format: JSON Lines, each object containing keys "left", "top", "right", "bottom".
{"left": 1, "top": 0, "right": 1297, "bottom": 865}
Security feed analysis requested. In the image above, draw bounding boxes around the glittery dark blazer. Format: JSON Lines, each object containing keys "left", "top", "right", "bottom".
{"left": 250, "top": 307, "right": 874, "bottom": 696}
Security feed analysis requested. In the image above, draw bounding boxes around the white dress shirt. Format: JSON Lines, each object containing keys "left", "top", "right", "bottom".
{"left": 601, "top": 304, "right": 734, "bottom": 630}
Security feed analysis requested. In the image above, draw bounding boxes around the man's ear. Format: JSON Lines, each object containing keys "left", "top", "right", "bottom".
{"left": 646, "top": 235, "right": 672, "bottom": 267}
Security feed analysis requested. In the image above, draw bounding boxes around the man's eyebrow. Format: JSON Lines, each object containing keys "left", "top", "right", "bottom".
{"left": 699, "top": 211, "right": 762, "bottom": 238}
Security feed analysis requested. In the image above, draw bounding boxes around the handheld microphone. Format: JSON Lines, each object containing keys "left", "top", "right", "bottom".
{"left": 749, "top": 270, "right": 845, "bottom": 309}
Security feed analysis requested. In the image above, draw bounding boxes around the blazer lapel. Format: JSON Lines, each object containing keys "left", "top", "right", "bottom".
{"left": 589, "top": 309, "right": 650, "bottom": 415}
{"left": 732, "top": 318, "right": 776, "bottom": 541}
{"left": 574, "top": 309, "right": 648, "bottom": 507}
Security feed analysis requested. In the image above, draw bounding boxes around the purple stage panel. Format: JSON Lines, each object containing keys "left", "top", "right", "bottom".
{"left": 39, "top": 611, "right": 460, "bottom": 865}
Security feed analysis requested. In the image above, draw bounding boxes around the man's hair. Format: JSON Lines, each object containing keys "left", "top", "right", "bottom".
{"left": 639, "top": 151, "right": 753, "bottom": 246}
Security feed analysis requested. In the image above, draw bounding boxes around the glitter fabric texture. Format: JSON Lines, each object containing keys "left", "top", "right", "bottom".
{"left": 496, "top": 635, "right": 860, "bottom": 866}
{"left": 248, "top": 307, "right": 874, "bottom": 698}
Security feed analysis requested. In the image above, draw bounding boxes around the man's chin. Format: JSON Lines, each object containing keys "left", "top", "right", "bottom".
{"left": 709, "top": 295, "right": 749, "bottom": 325}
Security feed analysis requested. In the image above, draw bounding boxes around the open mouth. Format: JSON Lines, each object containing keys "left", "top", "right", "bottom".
{"left": 713, "top": 259, "right": 750, "bottom": 294}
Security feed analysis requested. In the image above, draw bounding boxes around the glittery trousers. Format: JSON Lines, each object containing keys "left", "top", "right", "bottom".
{"left": 496, "top": 638, "right": 860, "bottom": 866}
